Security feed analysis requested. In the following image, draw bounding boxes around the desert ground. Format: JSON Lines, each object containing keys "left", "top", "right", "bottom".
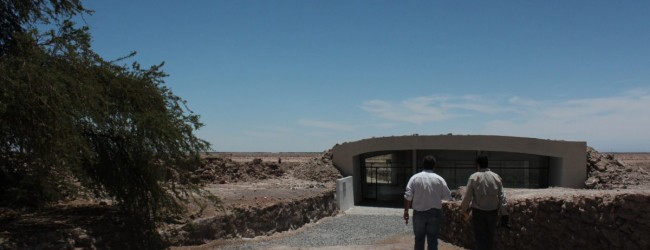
{"left": 208, "top": 150, "right": 650, "bottom": 208}
{"left": 182, "top": 150, "right": 650, "bottom": 249}
{"left": 2, "top": 150, "right": 649, "bottom": 249}
{"left": 611, "top": 153, "right": 650, "bottom": 172}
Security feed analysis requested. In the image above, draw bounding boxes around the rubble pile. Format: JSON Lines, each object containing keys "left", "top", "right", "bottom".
{"left": 156, "top": 152, "right": 342, "bottom": 246}
{"left": 190, "top": 157, "right": 285, "bottom": 184}
{"left": 185, "top": 151, "right": 342, "bottom": 184}
{"left": 292, "top": 150, "right": 342, "bottom": 183}
{"left": 585, "top": 147, "right": 649, "bottom": 189}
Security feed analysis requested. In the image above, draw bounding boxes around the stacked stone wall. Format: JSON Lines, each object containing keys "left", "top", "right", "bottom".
{"left": 441, "top": 190, "right": 650, "bottom": 250}
{"left": 164, "top": 190, "right": 338, "bottom": 246}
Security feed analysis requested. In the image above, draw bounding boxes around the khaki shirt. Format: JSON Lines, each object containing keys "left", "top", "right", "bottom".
{"left": 460, "top": 169, "right": 508, "bottom": 214}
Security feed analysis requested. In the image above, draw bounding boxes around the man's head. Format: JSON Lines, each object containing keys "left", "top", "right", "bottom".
{"left": 422, "top": 155, "right": 437, "bottom": 170}
{"left": 476, "top": 155, "right": 489, "bottom": 169}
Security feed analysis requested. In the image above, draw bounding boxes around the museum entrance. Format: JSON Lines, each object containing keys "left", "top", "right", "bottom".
{"left": 360, "top": 151, "right": 413, "bottom": 203}
{"left": 360, "top": 150, "right": 550, "bottom": 203}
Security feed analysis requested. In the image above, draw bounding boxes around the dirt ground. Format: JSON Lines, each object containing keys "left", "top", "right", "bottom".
{"left": 3, "top": 150, "right": 650, "bottom": 249}
{"left": 173, "top": 206, "right": 465, "bottom": 250}
{"left": 209, "top": 150, "right": 650, "bottom": 209}
{"left": 197, "top": 151, "right": 650, "bottom": 250}
{"left": 197, "top": 152, "right": 338, "bottom": 209}
{"left": 611, "top": 153, "right": 650, "bottom": 172}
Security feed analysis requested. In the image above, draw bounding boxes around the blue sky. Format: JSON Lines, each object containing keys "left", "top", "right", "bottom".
{"left": 82, "top": 1, "right": 650, "bottom": 152}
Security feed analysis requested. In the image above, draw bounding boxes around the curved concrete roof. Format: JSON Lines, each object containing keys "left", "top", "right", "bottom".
{"left": 332, "top": 135, "right": 585, "bottom": 158}
{"left": 332, "top": 135, "right": 587, "bottom": 189}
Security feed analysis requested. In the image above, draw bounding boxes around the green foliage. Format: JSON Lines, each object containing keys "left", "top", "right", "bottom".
{"left": 0, "top": 0, "right": 211, "bottom": 230}
{"left": 1, "top": 0, "right": 88, "bottom": 55}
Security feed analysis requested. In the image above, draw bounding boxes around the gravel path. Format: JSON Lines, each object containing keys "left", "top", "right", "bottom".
{"left": 207, "top": 207, "right": 464, "bottom": 250}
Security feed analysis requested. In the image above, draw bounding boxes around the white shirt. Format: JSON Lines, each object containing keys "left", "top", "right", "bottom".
{"left": 404, "top": 170, "right": 452, "bottom": 211}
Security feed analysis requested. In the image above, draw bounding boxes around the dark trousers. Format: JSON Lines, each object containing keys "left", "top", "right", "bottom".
{"left": 471, "top": 208, "right": 498, "bottom": 250}
{"left": 413, "top": 208, "right": 442, "bottom": 250}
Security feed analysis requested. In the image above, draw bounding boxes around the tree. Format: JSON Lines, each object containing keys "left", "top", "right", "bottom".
{"left": 0, "top": 0, "right": 211, "bottom": 242}
{"left": 1, "top": 0, "right": 87, "bottom": 55}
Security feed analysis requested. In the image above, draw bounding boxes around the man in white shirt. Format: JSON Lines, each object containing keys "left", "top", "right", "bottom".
{"left": 404, "top": 155, "right": 452, "bottom": 250}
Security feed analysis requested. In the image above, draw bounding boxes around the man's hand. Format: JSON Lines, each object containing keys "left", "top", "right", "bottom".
{"left": 403, "top": 210, "right": 409, "bottom": 225}
{"left": 462, "top": 211, "right": 471, "bottom": 222}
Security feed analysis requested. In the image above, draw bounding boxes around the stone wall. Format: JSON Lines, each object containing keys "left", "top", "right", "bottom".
{"left": 164, "top": 190, "right": 338, "bottom": 246}
{"left": 441, "top": 189, "right": 650, "bottom": 250}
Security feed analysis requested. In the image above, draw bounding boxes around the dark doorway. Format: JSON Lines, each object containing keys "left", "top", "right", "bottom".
{"left": 360, "top": 151, "right": 413, "bottom": 204}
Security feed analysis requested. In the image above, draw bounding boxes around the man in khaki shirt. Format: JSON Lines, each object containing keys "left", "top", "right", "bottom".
{"left": 460, "top": 155, "right": 507, "bottom": 250}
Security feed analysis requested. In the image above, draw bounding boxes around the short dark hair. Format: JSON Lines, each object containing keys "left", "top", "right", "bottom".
{"left": 422, "top": 155, "right": 437, "bottom": 170}
{"left": 476, "top": 155, "right": 489, "bottom": 169}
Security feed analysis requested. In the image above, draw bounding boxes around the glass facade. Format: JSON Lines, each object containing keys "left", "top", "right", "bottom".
{"left": 361, "top": 151, "right": 413, "bottom": 202}
{"left": 360, "top": 150, "right": 549, "bottom": 202}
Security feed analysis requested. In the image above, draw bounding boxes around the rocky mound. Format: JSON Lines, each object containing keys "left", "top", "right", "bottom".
{"left": 585, "top": 147, "right": 650, "bottom": 189}
{"left": 189, "top": 157, "right": 285, "bottom": 184}
{"left": 187, "top": 151, "right": 342, "bottom": 185}
{"left": 292, "top": 150, "right": 342, "bottom": 183}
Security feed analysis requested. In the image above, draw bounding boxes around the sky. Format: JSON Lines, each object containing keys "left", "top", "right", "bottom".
{"left": 81, "top": 1, "right": 650, "bottom": 152}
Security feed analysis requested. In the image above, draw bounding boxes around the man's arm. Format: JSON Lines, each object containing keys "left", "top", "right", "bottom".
{"left": 404, "top": 178, "right": 414, "bottom": 224}
{"left": 496, "top": 175, "right": 510, "bottom": 228}
{"left": 459, "top": 178, "right": 475, "bottom": 222}
{"left": 404, "top": 198, "right": 412, "bottom": 224}
{"left": 460, "top": 177, "right": 474, "bottom": 213}
{"left": 498, "top": 181, "right": 508, "bottom": 215}
{"left": 497, "top": 174, "right": 509, "bottom": 217}
{"left": 441, "top": 179, "right": 452, "bottom": 201}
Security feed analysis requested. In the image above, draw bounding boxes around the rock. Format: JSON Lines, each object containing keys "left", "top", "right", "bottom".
{"left": 585, "top": 177, "right": 599, "bottom": 188}
{"left": 595, "top": 161, "right": 608, "bottom": 171}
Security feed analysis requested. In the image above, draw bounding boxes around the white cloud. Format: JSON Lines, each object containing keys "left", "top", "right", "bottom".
{"left": 361, "top": 95, "right": 510, "bottom": 124}
{"left": 482, "top": 89, "right": 650, "bottom": 149}
{"left": 298, "top": 119, "right": 356, "bottom": 131}
{"left": 361, "top": 98, "right": 448, "bottom": 124}
{"left": 362, "top": 88, "right": 650, "bottom": 151}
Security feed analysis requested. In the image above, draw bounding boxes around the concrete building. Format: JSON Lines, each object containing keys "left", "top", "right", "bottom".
{"left": 331, "top": 135, "right": 587, "bottom": 204}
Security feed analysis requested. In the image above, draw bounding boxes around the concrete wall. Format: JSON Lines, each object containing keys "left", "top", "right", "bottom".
{"left": 335, "top": 176, "right": 354, "bottom": 212}
{"left": 331, "top": 135, "right": 587, "bottom": 203}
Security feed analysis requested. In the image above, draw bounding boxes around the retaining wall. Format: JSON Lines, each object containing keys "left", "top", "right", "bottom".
{"left": 167, "top": 190, "right": 339, "bottom": 246}
{"left": 441, "top": 189, "right": 650, "bottom": 250}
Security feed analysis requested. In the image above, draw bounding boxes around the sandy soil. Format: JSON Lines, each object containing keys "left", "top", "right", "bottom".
{"left": 3, "top": 151, "right": 649, "bottom": 249}
{"left": 207, "top": 152, "right": 321, "bottom": 164}
{"left": 197, "top": 152, "right": 650, "bottom": 250}
{"left": 204, "top": 177, "right": 334, "bottom": 209}
{"left": 209, "top": 151, "right": 650, "bottom": 210}
{"left": 194, "top": 152, "right": 338, "bottom": 209}
{"left": 184, "top": 153, "right": 463, "bottom": 250}
{"left": 611, "top": 153, "right": 650, "bottom": 172}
